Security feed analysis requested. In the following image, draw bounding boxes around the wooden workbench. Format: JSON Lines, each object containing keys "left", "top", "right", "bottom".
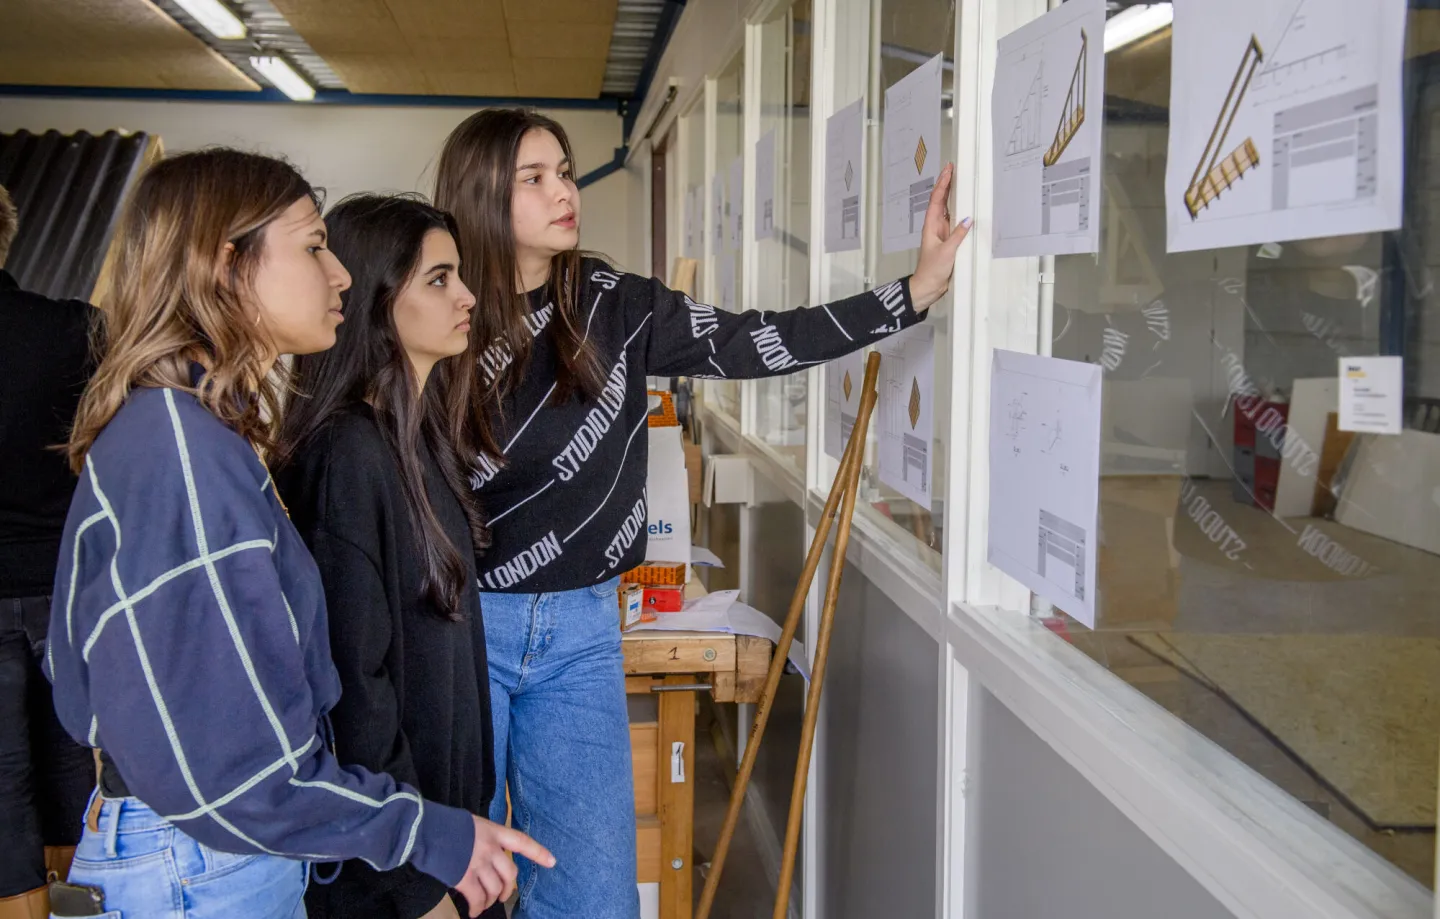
{"left": 622, "top": 615, "right": 773, "bottom": 919}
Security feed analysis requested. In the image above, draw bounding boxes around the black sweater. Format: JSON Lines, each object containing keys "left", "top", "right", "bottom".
{"left": 473, "top": 259, "right": 921, "bottom": 592}
{"left": 278, "top": 406, "right": 499, "bottom": 919}
{"left": 0, "top": 270, "right": 95, "bottom": 598}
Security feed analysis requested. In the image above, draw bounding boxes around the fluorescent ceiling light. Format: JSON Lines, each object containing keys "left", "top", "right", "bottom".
{"left": 1104, "top": 3, "right": 1173, "bottom": 54}
{"left": 250, "top": 56, "right": 316, "bottom": 102}
{"left": 173, "top": 0, "right": 247, "bottom": 41}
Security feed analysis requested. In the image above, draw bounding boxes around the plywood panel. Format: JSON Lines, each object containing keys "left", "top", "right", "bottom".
{"left": 636, "top": 815, "right": 662, "bottom": 884}
{"left": 508, "top": 21, "right": 613, "bottom": 59}
{"left": 0, "top": 0, "right": 257, "bottom": 91}
{"left": 513, "top": 57, "right": 606, "bottom": 99}
{"left": 631, "top": 721, "right": 658, "bottom": 816}
{"left": 274, "top": 0, "right": 616, "bottom": 99}
{"left": 503, "top": 0, "right": 617, "bottom": 24}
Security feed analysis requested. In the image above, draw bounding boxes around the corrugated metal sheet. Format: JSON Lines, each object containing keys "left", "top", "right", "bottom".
{"left": 0, "top": 129, "right": 152, "bottom": 301}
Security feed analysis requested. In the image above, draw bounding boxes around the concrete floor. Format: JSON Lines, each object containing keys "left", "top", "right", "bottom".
{"left": 691, "top": 710, "right": 784, "bottom": 919}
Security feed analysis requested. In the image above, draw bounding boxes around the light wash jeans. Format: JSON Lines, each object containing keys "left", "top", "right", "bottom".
{"left": 58, "top": 794, "right": 306, "bottom": 919}
{"left": 484, "top": 577, "right": 640, "bottom": 919}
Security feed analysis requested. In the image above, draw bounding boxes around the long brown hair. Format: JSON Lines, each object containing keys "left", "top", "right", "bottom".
{"left": 68, "top": 148, "right": 320, "bottom": 472}
{"left": 434, "top": 108, "right": 604, "bottom": 430}
{"left": 276, "top": 194, "right": 489, "bottom": 618}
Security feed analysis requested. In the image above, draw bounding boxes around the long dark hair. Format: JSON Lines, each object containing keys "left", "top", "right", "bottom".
{"left": 275, "top": 193, "right": 488, "bottom": 620}
{"left": 434, "top": 108, "right": 604, "bottom": 414}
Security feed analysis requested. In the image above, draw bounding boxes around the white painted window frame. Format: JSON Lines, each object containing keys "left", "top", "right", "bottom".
{"left": 678, "top": 0, "right": 1436, "bottom": 915}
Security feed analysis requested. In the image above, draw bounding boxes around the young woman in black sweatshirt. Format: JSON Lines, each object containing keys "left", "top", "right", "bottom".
{"left": 434, "top": 108, "right": 971, "bottom": 918}
{"left": 274, "top": 194, "right": 552, "bottom": 919}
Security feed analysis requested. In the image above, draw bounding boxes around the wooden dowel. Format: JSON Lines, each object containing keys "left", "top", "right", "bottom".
{"left": 695, "top": 352, "right": 881, "bottom": 919}
{"left": 770, "top": 355, "right": 878, "bottom": 919}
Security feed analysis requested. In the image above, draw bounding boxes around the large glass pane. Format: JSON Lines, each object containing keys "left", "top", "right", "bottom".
{"left": 682, "top": 94, "right": 707, "bottom": 271}
{"left": 709, "top": 52, "right": 745, "bottom": 422}
{"left": 1050, "top": 3, "right": 1440, "bottom": 885}
{"left": 854, "top": 0, "right": 956, "bottom": 568}
{"left": 753, "top": 0, "right": 814, "bottom": 470}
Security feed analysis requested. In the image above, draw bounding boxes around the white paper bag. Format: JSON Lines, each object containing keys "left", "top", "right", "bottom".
{"left": 645, "top": 425, "right": 691, "bottom": 565}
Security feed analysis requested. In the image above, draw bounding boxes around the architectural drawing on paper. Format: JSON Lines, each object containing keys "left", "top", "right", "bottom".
{"left": 1041, "top": 413, "right": 1063, "bottom": 454}
{"left": 1250, "top": 0, "right": 1380, "bottom": 212}
{"left": 1006, "top": 60, "right": 1044, "bottom": 156}
{"left": 1253, "top": 0, "right": 1347, "bottom": 97}
{"left": 1004, "top": 395, "right": 1028, "bottom": 439}
{"left": 908, "top": 138, "right": 934, "bottom": 233}
{"left": 1043, "top": 29, "right": 1088, "bottom": 167}
{"left": 1037, "top": 509, "right": 1087, "bottom": 601}
{"left": 841, "top": 159, "right": 860, "bottom": 240}
{"left": 1184, "top": 35, "right": 1265, "bottom": 219}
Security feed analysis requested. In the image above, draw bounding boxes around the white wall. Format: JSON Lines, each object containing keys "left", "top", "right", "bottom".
{"left": 0, "top": 96, "right": 641, "bottom": 273}
{"left": 629, "top": 0, "right": 751, "bottom": 145}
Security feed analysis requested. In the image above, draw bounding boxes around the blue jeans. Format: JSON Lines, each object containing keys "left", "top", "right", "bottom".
{"left": 59, "top": 795, "right": 307, "bottom": 919}
{"left": 484, "top": 578, "right": 639, "bottom": 919}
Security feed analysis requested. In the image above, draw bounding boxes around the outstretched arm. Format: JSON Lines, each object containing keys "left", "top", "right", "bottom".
{"left": 639, "top": 164, "right": 971, "bottom": 379}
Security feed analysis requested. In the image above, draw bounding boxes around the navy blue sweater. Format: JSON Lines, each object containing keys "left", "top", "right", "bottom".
{"left": 45, "top": 386, "right": 472, "bottom": 886}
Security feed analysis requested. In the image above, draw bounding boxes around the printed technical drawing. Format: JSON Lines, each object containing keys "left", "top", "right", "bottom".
{"left": 1184, "top": 35, "right": 1264, "bottom": 219}
{"left": 1007, "top": 60, "right": 1044, "bottom": 156}
{"left": 1043, "top": 29, "right": 1088, "bottom": 167}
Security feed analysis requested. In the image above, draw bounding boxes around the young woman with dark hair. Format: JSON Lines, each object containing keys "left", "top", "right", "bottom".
{"left": 434, "top": 107, "right": 972, "bottom": 918}
{"left": 46, "top": 150, "right": 550, "bottom": 919}
{"left": 275, "top": 194, "right": 548, "bottom": 919}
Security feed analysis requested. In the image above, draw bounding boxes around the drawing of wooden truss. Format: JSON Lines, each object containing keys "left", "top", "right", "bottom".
{"left": 1043, "top": 29, "right": 1088, "bottom": 167}
{"left": 1184, "top": 35, "right": 1264, "bottom": 219}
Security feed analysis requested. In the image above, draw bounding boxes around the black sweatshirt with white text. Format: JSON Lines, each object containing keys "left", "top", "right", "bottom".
{"left": 472, "top": 258, "right": 922, "bottom": 593}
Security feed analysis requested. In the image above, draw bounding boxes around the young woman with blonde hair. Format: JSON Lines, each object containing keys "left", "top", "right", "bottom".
{"left": 46, "top": 149, "right": 550, "bottom": 919}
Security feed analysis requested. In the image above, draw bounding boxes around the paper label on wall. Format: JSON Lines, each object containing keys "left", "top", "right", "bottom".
{"left": 1164, "top": 0, "right": 1406, "bottom": 253}
{"left": 876, "top": 325, "right": 934, "bottom": 505}
{"left": 824, "top": 349, "right": 867, "bottom": 461}
{"left": 881, "top": 54, "right": 943, "bottom": 254}
{"left": 1338, "top": 355, "right": 1402, "bottom": 434}
{"left": 711, "top": 174, "right": 725, "bottom": 256}
{"left": 719, "top": 251, "right": 737, "bottom": 313}
{"left": 825, "top": 98, "right": 866, "bottom": 254}
{"left": 991, "top": 0, "right": 1105, "bottom": 258}
{"left": 728, "top": 156, "right": 744, "bottom": 249}
{"left": 987, "top": 350, "right": 1102, "bottom": 628}
{"left": 755, "top": 129, "right": 776, "bottom": 241}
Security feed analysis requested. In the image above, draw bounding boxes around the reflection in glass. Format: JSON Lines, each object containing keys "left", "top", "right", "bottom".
{"left": 710, "top": 53, "right": 745, "bottom": 420}
{"left": 1049, "top": 11, "right": 1439, "bottom": 885}
{"left": 754, "top": 0, "right": 814, "bottom": 470}
{"left": 853, "top": 0, "right": 957, "bottom": 566}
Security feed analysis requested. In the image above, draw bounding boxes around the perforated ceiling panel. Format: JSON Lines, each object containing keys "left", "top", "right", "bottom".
{"left": 0, "top": 0, "right": 258, "bottom": 91}
{"left": 269, "top": 0, "right": 618, "bottom": 98}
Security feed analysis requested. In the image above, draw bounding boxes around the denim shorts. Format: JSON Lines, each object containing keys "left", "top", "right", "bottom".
{"left": 60, "top": 794, "right": 307, "bottom": 919}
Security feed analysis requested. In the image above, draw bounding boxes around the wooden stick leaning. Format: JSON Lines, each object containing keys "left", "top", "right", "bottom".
{"left": 694, "top": 352, "right": 881, "bottom": 919}
{"left": 770, "top": 355, "right": 877, "bottom": 919}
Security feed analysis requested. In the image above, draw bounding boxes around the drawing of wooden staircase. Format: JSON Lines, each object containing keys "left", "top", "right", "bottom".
{"left": 1043, "top": 29, "right": 1087, "bottom": 167}
{"left": 1184, "top": 35, "right": 1264, "bottom": 219}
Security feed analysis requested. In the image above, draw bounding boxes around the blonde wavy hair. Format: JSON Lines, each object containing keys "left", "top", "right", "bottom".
{"left": 68, "top": 149, "right": 320, "bottom": 472}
